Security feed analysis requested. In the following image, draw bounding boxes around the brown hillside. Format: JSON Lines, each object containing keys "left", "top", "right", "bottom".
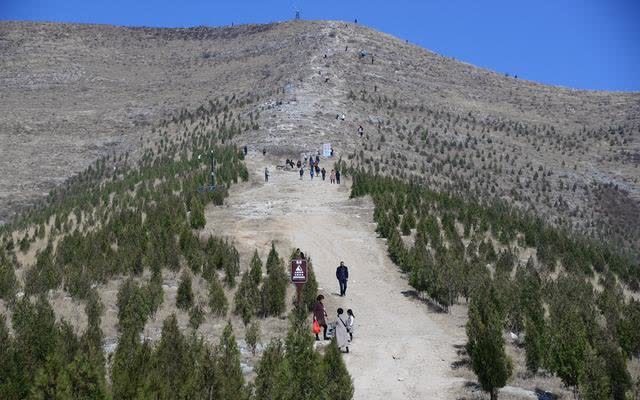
{"left": 1, "top": 19, "right": 639, "bottom": 251}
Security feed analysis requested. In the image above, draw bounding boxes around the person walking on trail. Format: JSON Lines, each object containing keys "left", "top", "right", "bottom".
{"left": 321, "top": 167, "right": 326, "bottom": 181}
{"left": 335, "top": 170, "right": 341, "bottom": 184}
{"left": 336, "top": 261, "right": 349, "bottom": 296}
{"left": 243, "top": 145, "right": 248, "bottom": 155}
{"left": 335, "top": 308, "right": 350, "bottom": 353}
{"left": 330, "top": 169, "right": 336, "bottom": 184}
{"left": 315, "top": 165, "right": 320, "bottom": 176}
{"left": 347, "top": 309, "right": 355, "bottom": 342}
{"left": 310, "top": 167, "right": 315, "bottom": 179}
{"left": 264, "top": 168, "right": 269, "bottom": 182}
{"left": 262, "top": 148, "right": 266, "bottom": 156}
{"left": 358, "top": 125, "right": 364, "bottom": 137}
{"left": 313, "top": 295, "right": 329, "bottom": 341}
{"left": 299, "top": 167, "right": 304, "bottom": 180}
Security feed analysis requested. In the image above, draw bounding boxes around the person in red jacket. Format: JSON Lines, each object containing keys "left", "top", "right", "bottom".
{"left": 313, "top": 295, "right": 329, "bottom": 340}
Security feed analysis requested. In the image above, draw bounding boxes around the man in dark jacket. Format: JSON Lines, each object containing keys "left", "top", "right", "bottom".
{"left": 336, "top": 261, "right": 349, "bottom": 296}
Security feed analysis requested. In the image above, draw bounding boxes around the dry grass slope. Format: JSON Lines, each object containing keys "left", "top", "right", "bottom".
{"left": 1, "top": 19, "right": 639, "bottom": 251}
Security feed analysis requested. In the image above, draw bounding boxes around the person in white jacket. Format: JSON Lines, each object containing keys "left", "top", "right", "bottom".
{"left": 347, "top": 309, "right": 355, "bottom": 342}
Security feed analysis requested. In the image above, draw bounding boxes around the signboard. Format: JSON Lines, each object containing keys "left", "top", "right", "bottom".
{"left": 322, "top": 143, "right": 332, "bottom": 157}
{"left": 290, "top": 259, "right": 308, "bottom": 284}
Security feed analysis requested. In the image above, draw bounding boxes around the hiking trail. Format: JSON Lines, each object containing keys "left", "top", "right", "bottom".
{"left": 205, "top": 155, "right": 466, "bottom": 400}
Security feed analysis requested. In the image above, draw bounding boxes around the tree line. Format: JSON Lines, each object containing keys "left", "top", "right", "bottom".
{"left": 350, "top": 171, "right": 639, "bottom": 400}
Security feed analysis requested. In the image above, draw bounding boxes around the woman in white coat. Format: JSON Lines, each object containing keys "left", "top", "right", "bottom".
{"left": 335, "top": 308, "right": 350, "bottom": 353}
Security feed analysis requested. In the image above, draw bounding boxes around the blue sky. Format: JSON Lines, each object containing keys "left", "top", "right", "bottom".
{"left": 1, "top": 0, "right": 638, "bottom": 91}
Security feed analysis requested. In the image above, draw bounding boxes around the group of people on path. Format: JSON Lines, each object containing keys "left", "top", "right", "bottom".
{"left": 314, "top": 295, "right": 355, "bottom": 353}
{"left": 312, "top": 260, "right": 354, "bottom": 353}
{"left": 284, "top": 153, "right": 341, "bottom": 184}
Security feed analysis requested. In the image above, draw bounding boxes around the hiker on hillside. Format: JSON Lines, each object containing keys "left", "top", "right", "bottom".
{"left": 313, "top": 295, "right": 329, "bottom": 341}
{"left": 310, "top": 167, "right": 315, "bottom": 179}
{"left": 336, "top": 261, "right": 349, "bottom": 296}
{"left": 336, "top": 170, "right": 341, "bottom": 184}
{"left": 262, "top": 148, "right": 266, "bottom": 156}
{"left": 321, "top": 167, "right": 326, "bottom": 180}
{"left": 335, "top": 308, "right": 350, "bottom": 352}
{"left": 299, "top": 167, "right": 304, "bottom": 180}
{"left": 358, "top": 125, "right": 364, "bottom": 137}
{"left": 243, "top": 145, "right": 248, "bottom": 155}
{"left": 347, "top": 309, "right": 355, "bottom": 341}
{"left": 264, "top": 168, "right": 269, "bottom": 182}
{"left": 315, "top": 164, "right": 320, "bottom": 176}
{"left": 330, "top": 169, "right": 336, "bottom": 184}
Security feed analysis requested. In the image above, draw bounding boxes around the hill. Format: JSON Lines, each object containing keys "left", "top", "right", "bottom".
{"left": 1, "top": 19, "right": 639, "bottom": 399}
{"left": 1, "top": 20, "right": 639, "bottom": 253}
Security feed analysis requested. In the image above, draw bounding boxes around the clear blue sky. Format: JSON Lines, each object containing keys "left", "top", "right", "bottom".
{"left": 2, "top": 0, "right": 638, "bottom": 91}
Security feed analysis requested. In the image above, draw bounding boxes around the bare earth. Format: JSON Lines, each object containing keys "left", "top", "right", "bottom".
{"left": 205, "top": 154, "right": 467, "bottom": 400}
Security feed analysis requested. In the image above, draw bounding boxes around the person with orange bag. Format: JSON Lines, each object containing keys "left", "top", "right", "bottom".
{"left": 313, "top": 295, "right": 328, "bottom": 340}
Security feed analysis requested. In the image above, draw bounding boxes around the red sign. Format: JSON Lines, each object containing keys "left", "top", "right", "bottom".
{"left": 291, "top": 259, "right": 308, "bottom": 284}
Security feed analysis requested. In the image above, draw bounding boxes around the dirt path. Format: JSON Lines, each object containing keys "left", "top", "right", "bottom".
{"left": 205, "top": 155, "right": 466, "bottom": 399}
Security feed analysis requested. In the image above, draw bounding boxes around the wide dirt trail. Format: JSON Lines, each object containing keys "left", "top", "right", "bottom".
{"left": 205, "top": 155, "right": 465, "bottom": 399}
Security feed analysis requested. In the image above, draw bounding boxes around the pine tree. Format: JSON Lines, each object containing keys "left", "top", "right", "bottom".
{"left": 322, "top": 339, "right": 354, "bottom": 400}
{"left": 116, "top": 279, "right": 151, "bottom": 334}
{"left": 254, "top": 339, "right": 285, "bottom": 400}
{"left": 0, "top": 314, "right": 20, "bottom": 399}
{"left": 278, "top": 307, "right": 324, "bottom": 400}
{"left": 578, "top": 346, "right": 610, "bottom": 400}
{"left": 111, "top": 331, "right": 152, "bottom": 399}
{"left": 190, "top": 196, "right": 206, "bottom": 229}
{"left": 176, "top": 270, "right": 194, "bottom": 310}
{"left": 30, "top": 352, "right": 72, "bottom": 400}
{"left": 148, "top": 314, "right": 192, "bottom": 398}
{"left": 0, "top": 249, "right": 17, "bottom": 301}
{"left": 234, "top": 271, "right": 260, "bottom": 325}
{"left": 217, "top": 322, "right": 245, "bottom": 400}
{"left": 546, "top": 306, "right": 587, "bottom": 395}
{"left": 466, "top": 285, "right": 512, "bottom": 400}
{"left": 199, "top": 347, "right": 222, "bottom": 400}
{"left": 261, "top": 247, "right": 288, "bottom": 317}
{"left": 66, "top": 352, "right": 108, "bottom": 400}
{"left": 301, "top": 259, "right": 318, "bottom": 311}
{"left": 189, "top": 303, "right": 205, "bottom": 330}
{"left": 208, "top": 275, "right": 228, "bottom": 317}
{"left": 249, "top": 250, "right": 263, "bottom": 285}
{"left": 265, "top": 242, "right": 280, "bottom": 274}
{"left": 246, "top": 321, "right": 260, "bottom": 356}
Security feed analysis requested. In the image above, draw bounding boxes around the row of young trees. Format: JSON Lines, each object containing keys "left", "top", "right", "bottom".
{"left": 349, "top": 171, "right": 640, "bottom": 399}
{"left": 0, "top": 294, "right": 353, "bottom": 399}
